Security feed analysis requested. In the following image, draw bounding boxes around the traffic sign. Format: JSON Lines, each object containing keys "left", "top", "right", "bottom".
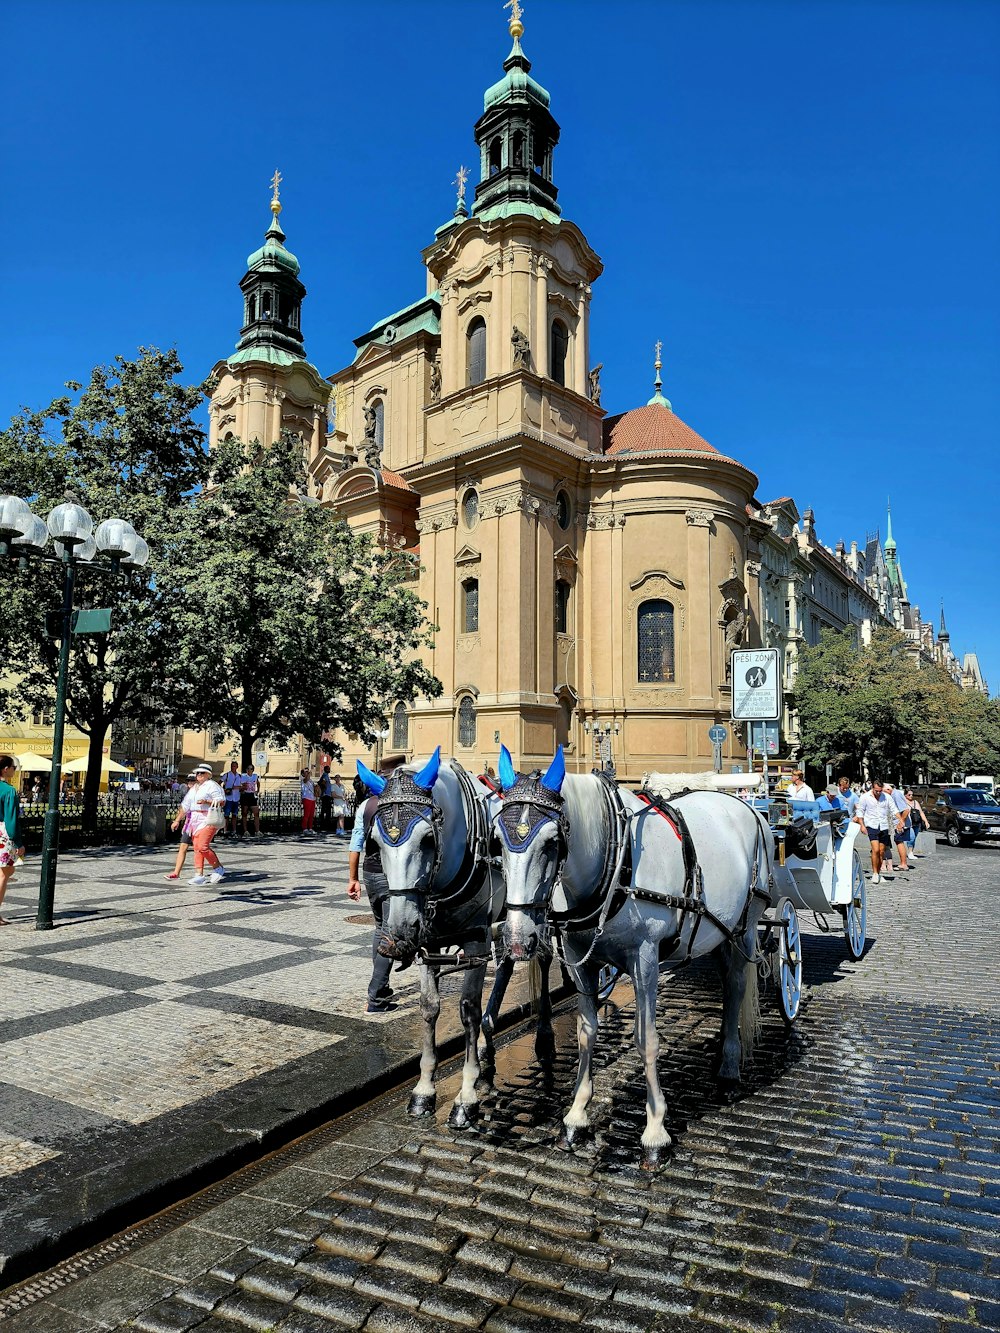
{"left": 45, "top": 607, "right": 112, "bottom": 638}
{"left": 731, "top": 649, "right": 781, "bottom": 721}
{"left": 708, "top": 725, "right": 728, "bottom": 744}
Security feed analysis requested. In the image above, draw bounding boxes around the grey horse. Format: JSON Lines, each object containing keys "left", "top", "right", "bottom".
{"left": 496, "top": 745, "right": 773, "bottom": 1168}
{"left": 356, "top": 749, "right": 554, "bottom": 1128}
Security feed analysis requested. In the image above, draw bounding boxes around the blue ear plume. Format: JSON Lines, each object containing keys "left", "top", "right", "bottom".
{"left": 498, "top": 744, "right": 517, "bottom": 792}
{"left": 413, "top": 746, "right": 441, "bottom": 792}
{"left": 356, "top": 759, "right": 386, "bottom": 796}
{"left": 540, "top": 745, "right": 566, "bottom": 794}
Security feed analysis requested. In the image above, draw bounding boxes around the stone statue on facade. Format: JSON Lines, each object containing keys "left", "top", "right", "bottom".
{"left": 429, "top": 355, "right": 442, "bottom": 404}
{"left": 588, "top": 363, "right": 603, "bottom": 407}
{"left": 511, "top": 326, "right": 530, "bottom": 370}
{"left": 363, "top": 404, "right": 377, "bottom": 443}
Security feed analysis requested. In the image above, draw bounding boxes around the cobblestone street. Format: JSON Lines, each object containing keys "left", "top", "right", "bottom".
{"left": 2, "top": 840, "right": 999, "bottom": 1331}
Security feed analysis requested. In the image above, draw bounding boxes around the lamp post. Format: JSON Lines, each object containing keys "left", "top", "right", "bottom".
{"left": 0, "top": 495, "right": 149, "bottom": 930}
{"left": 583, "top": 718, "right": 620, "bottom": 770}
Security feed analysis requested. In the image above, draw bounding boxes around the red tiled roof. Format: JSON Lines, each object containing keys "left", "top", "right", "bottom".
{"left": 763, "top": 496, "right": 794, "bottom": 507}
{"left": 603, "top": 404, "right": 719, "bottom": 457}
{"left": 379, "top": 469, "right": 415, "bottom": 493}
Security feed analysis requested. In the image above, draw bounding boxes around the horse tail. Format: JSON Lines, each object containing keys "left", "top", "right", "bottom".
{"left": 527, "top": 955, "right": 543, "bottom": 1010}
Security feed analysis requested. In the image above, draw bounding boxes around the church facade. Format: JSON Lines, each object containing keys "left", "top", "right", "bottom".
{"left": 207, "top": 12, "right": 765, "bottom": 781}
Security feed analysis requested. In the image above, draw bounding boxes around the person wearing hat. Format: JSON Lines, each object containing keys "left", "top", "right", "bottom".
{"left": 165, "top": 772, "right": 199, "bottom": 881}
{"left": 786, "top": 770, "right": 815, "bottom": 803}
{"left": 188, "top": 764, "right": 227, "bottom": 885}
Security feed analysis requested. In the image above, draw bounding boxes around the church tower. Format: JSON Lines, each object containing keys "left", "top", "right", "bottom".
{"left": 208, "top": 174, "right": 329, "bottom": 471}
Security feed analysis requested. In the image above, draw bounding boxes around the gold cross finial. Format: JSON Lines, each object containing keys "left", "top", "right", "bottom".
{"left": 654, "top": 339, "right": 663, "bottom": 367}
{"left": 270, "top": 169, "right": 283, "bottom": 215}
{"left": 454, "top": 165, "right": 469, "bottom": 202}
{"left": 505, "top": 0, "right": 524, "bottom": 39}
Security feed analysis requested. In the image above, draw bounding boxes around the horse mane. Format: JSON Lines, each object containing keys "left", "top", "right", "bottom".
{"left": 560, "top": 774, "right": 609, "bottom": 896}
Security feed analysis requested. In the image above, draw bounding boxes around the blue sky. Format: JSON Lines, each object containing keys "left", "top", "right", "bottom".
{"left": 3, "top": 0, "right": 998, "bottom": 689}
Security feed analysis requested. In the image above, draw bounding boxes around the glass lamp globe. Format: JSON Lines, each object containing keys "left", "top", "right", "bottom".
{"left": 13, "top": 513, "right": 49, "bottom": 551}
{"left": 95, "top": 518, "right": 137, "bottom": 558}
{"left": 0, "top": 495, "right": 31, "bottom": 540}
{"left": 124, "top": 536, "right": 150, "bottom": 568}
{"left": 46, "top": 503, "right": 93, "bottom": 545}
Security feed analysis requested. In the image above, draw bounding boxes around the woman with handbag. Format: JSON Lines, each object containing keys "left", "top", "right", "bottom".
{"left": 0, "top": 754, "right": 26, "bottom": 924}
{"left": 188, "top": 764, "right": 227, "bottom": 885}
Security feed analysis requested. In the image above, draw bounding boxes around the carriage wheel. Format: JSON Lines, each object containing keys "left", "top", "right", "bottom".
{"left": 844, "top": 848, "right": 867, "bottom": 960}
{"left": 775, "top": 897, "right": 802, "bottom": 1024}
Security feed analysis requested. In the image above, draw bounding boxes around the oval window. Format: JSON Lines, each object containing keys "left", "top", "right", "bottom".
{"left": 556, "top": 491, "right": 572, "bottom": 530}
{"left": 462, "top": 489, "right": 479, "bottom": 529}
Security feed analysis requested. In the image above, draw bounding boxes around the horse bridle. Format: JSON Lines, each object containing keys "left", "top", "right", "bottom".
{"left": 374, "top": 771, "right": 445, "bottom": 891}
{"left": 494, "top": 773, "right": 570, "bottom": 864}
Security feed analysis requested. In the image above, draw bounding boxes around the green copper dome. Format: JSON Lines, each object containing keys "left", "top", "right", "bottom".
{"left": 484, "top": 37, "right": 551, "bottom": 110}
{"left": 247, "top": 209, "right": 300, "bottom": 276}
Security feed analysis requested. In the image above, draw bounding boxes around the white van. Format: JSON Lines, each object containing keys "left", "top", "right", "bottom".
{"left": 966, "top": 775, "right": 996, "bottom": 798}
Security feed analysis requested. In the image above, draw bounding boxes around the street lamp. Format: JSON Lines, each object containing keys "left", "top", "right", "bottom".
{"left": 0, "top": 494, "right": 149, "bottom": 930}
{"left": 583, "top": 719, "right": 620, "bottom": 768}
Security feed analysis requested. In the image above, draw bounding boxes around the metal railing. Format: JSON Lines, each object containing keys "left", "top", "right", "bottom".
{"left": 15, "top": 791, "right": 360, "bottom": 851}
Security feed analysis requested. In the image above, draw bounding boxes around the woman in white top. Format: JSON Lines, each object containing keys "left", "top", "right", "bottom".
{"left": 300, "top": 770, "right": 317, "bottom": 835}
{"left": 188, "top": 764, "right": 227, "bottom": 885}
{"left": 330, "top": 773, "right": 349, "bottom": 837}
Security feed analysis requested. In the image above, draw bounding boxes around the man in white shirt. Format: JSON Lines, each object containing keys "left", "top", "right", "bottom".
{"left": 786, "top": 770, "right": 815, "bottom": 803}
{"left": 855, "top": 780, "right": 906, "bottom": 883}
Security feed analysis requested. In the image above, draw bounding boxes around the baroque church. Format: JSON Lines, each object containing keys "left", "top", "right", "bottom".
{"left": 206, "top": 9, "right": 763, "bottom": 780}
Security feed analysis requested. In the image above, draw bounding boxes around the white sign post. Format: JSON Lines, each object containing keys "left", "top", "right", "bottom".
{"left": 731, "top": 649, "right": 781, "bottom": 796}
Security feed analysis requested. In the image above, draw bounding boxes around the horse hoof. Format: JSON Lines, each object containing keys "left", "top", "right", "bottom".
{"left": 716, "top": 1076, "right": 741, "bottom": 1104}
{"left": 448, "top": 1101, "right": 479, "bottom": 1130}
{"left": 641, "top": 1142, "right": 671, "bottom": 1172}
{"left": 556, "top": 1124, "right": 590, "bottom": 1152}
{"left": 408, "top": 1092, "right": 436, "bottom": 1117}
{"left": 534, "top": 1032, "right": 556, "bottom": 1062}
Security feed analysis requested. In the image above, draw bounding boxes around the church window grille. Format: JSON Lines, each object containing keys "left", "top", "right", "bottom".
{"left": 458, "top": 696, "right": 477, "bottom": 748}
{"left": 637, "top": 599, "right": 675, "bottom": 683}
{"left": 467, "top": 318, "right": 487, "bottom": 387}
{"left": 392, "top": 702, "right": 408, "bottom": 751}
{"left": 462, "top": 578, "right": 479, "bottom": 634}
{"left": 462, "top": 488, "right": 479, "bottom": 528}
{"left": 550, "top": 320, "right": 568, "bottom": 387}
{"left": 555, "top": 579, "right": 570, "bottom": 635}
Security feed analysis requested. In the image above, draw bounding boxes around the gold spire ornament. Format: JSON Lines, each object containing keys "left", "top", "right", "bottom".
{"left": 504, "top": 0, "right": 524, "bottom": 39}
{"left": 270, "top": 169, "right": 283, "bottom": 216}
{"left": 654, "top": 339, "right": 663, "bottom": 369}
{"left": 454, "top": 165, "right": 469, "bottom": 203}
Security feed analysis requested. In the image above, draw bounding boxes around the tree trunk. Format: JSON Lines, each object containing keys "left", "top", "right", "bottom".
{"left": 241, "top": 734, "right": 254, "bottom": 771}
{"left": 83, "top": 720, "right": 109, "bottom": 836}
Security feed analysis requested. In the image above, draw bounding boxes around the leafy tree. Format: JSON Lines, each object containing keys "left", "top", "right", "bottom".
{"left": 163, "top": 433, "right": 440, "bottom": 768}
{"left": 0, "top": 348, "right": 210, "bottom": 828}
{"left": 797, "top": 626, "right": 1000, "bottom": 782}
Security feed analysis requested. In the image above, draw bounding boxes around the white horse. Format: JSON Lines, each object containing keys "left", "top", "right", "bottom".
{"left": 496, "top": 745, "right": 773, "bottom": 1168}
{"left": 357, "top": 749, "right": 554, "bottom": 1129}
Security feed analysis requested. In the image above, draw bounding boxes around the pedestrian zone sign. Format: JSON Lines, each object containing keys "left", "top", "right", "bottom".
{"left": 731, "top": 649, "right": 781, "bottom": 721}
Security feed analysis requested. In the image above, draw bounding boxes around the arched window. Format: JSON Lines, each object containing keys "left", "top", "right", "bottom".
{"left": 489, "top": 138, "right": 502, "bottom": 175}
{"left": 556, "top": 491, "right": 572, "bottom": 530}
{"left": 392, "top": 702, "right": 408, "bottom": 751}
{"left": 458, "top": 696, "right": 477, "bottom": 748}
{"left": 246, "top": 294, "right": 256, "bottom": 323}
{"left": 261, "top": 291, "right": 273, "bottom": 318}
{"left": 555, "top": 579, "right": 570, "bottom": 635}
{"left": 556, "top": 696, "right": 573, "bottom": 749}
{"left": 462, "top": 488, "right": 479, "bottom": 528}
{"left": 550, "top": 320, "right": 568, "bottom": 387}
{"left": 512, "top": 130, "right": 524, "bottom": 167}
{"left": 462, "top": 578, "right": 479, "bottom": 634}
{"left": 467, "top": 317, "right": 486, "bottom": 387}
{"left": 372, "top": 399, "right": 385, "bottom": 447}
{"left": 637, "top": 599, "right": 675, "bottom": 683}
{"left": 533, "top": 137, "right": 546, "bottom": 174}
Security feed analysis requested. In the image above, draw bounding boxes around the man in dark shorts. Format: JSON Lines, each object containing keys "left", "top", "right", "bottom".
{"left": 854, "top": 779, "right": 904, "bottom": 884}
{"left": 347, "top": 755, "right": 405, "bottom": 1013}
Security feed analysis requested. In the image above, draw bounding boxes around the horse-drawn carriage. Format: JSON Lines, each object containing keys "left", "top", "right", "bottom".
{"left": 358, "top": 747, "right": 870, "bottom": 1167}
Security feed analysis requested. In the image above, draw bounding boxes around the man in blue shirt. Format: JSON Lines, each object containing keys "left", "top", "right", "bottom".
{"left": 347, "top": 757, "right": 405, "bottom": 1013}
{"left": 835, "top": 776, "right": 859, "bottom": 819}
